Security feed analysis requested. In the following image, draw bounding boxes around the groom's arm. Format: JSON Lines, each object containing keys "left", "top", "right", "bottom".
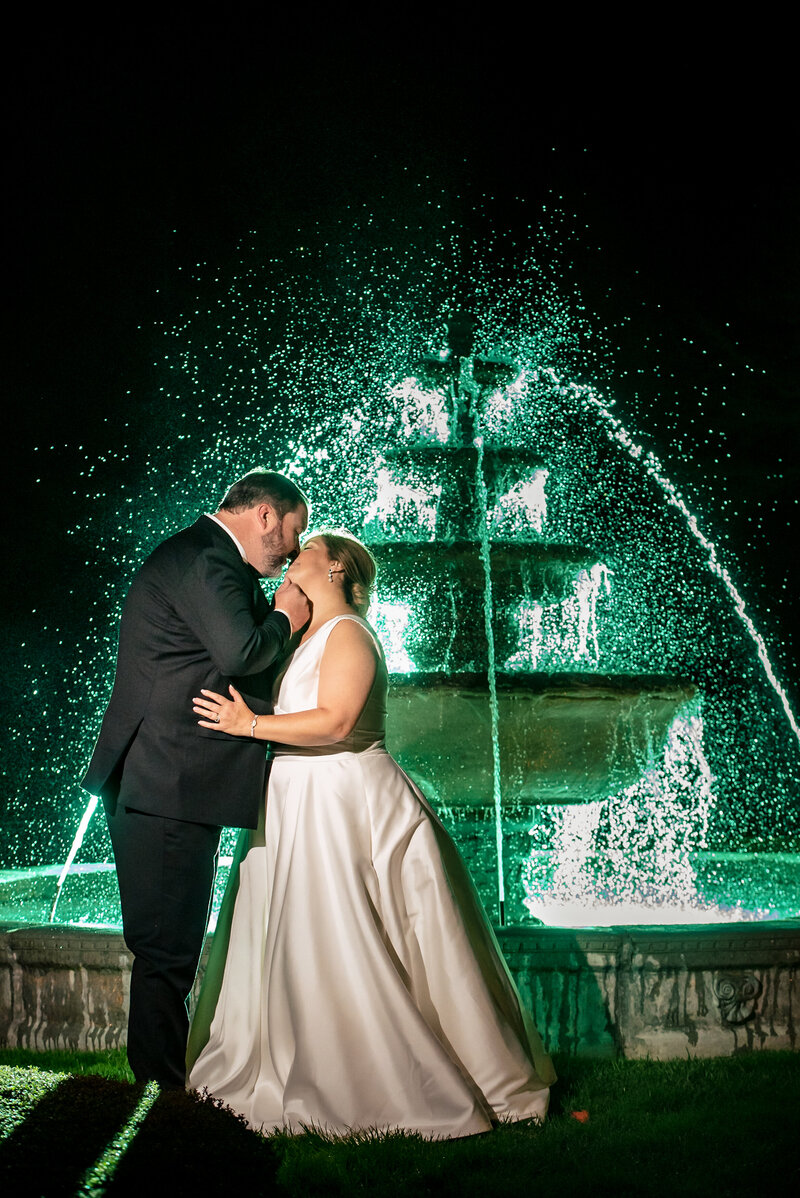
{"left": 174, "top": 543, "right": 291, "bottom": 676}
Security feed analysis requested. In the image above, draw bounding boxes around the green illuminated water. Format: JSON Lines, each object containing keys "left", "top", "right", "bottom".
{"left": 3, "top": 207, "right": 798, "bottom": 927}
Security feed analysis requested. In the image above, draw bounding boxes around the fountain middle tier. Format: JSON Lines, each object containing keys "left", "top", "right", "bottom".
{"left": 370, "top": 541, "right": 600, "bottom": 673}
{"left": 385, "top": 674, "right": 696, "bottom": 808}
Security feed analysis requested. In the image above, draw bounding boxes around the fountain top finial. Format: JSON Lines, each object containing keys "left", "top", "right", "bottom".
{"left": 446, "top": 312, "right": 476, "bottom": 358}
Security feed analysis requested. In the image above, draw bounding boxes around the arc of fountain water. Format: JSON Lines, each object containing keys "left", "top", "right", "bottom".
{"left": 542, "top": 369, "right": 800, "bottom": 749}
{"left": 49, "top": 794, "right": 99, "bottom": 923}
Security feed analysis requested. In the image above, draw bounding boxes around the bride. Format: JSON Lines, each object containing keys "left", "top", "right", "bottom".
{"left": 187, "top": 529, "right": 555, "bottom": 1139}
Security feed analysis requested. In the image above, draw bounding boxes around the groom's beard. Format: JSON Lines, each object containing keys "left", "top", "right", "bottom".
{"left": 258, "top": 528, "right": 292, "bottom": 578}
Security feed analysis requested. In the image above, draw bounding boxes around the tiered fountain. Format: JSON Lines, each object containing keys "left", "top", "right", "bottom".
{"left": 363, "top": 313, "right": 695, "bottom": 927}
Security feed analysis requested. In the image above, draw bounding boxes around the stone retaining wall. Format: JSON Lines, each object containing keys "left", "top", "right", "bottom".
{"left": 1, "top": 922, "right": 797, "bottom": 1059}
{"left": 501, "top": 923, "right": 799, "bottom": 1058}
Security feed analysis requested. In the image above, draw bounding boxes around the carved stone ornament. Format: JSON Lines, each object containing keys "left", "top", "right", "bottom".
{"left": 713, "top": 973, "right": 762, "bottom": 1024}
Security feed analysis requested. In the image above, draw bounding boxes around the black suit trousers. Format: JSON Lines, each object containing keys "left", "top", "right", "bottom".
{"left": 106, "top": 804, "right": 222, "bottom": 1086}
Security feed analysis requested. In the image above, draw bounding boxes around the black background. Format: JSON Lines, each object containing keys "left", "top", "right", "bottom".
{"left": 4, "top": 32, "right": 799, "bottom": 689}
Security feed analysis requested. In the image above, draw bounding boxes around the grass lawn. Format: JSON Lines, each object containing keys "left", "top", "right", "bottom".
{"left": 0, "top": 1048, "right": 798, "bottom": 1196}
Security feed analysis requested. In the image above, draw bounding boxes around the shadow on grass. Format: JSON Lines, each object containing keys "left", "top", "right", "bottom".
{"left": 108, "top": 1087, "right": 278, "bottom": 1195}
{"left": 1, "top": 1052, "right": 797, "bottom": 1197}
{"left": 0, "top": 1074, "right": 141, "bottom": 1197}
{"left": 0, "top": 1075, "right": 278, "bottom": 1197}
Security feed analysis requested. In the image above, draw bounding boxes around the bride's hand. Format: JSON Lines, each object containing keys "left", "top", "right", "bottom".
{"left": 193, "top": 686, "right": 254, "bottom": 736}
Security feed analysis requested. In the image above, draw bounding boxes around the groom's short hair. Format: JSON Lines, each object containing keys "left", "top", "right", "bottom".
{"left": 218, "top": 470, "right": 309, "bottom": 518}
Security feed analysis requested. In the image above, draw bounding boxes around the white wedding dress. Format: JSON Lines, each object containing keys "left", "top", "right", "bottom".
{"left": 187, "top": 615, "right": 554, "bottom": 1138}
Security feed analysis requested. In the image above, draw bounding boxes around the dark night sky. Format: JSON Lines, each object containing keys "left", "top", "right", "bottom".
{"left": 4, "top": 37, "right": 799, "bottom": 683}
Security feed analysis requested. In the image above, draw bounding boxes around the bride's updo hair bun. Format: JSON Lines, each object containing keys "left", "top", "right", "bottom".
{"left": 315, "top": 530, "right": 377, "bottom": 618}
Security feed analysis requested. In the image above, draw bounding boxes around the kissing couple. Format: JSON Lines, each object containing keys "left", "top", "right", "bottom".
{"left": 83, "top": 468, "right": 554, "bottom": 1138}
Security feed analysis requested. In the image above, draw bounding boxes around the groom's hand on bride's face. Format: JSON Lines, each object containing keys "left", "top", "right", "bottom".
{"left": 274, "top": 579, "right": 311, "bottom": 634}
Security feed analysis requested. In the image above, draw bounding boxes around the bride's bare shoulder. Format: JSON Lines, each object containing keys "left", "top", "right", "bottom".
{"left": 327, "top": 615, "right": 380, "bottom": 653}
{"left": 318, "top": 616, "right": 381, "bottom": 701}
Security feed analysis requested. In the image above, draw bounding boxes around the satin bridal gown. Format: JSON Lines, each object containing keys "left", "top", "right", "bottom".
{"left": 187, "top": 615, "right": 554, "bottom": 1138}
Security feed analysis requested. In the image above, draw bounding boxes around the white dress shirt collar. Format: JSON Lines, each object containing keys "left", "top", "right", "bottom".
{"left": 206, "top": 513, "right": 248, "bottom": 562}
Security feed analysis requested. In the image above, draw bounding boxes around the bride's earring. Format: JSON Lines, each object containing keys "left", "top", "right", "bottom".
{"left": 328, "top": 567, "right": 335, "bottom": 583}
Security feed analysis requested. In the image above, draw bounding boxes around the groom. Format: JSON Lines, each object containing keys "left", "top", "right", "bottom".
{"left": 82, "top": 469, "right": 311, "bottom": 1087}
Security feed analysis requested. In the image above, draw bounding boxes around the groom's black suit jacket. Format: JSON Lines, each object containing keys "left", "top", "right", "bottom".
{"left": 82, "top": 516, "right": 290, "bottom": 829}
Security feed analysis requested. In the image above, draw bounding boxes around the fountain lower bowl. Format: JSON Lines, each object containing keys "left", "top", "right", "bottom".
{"left": 2, "top": 848, "right": 798, "bottom": 931}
